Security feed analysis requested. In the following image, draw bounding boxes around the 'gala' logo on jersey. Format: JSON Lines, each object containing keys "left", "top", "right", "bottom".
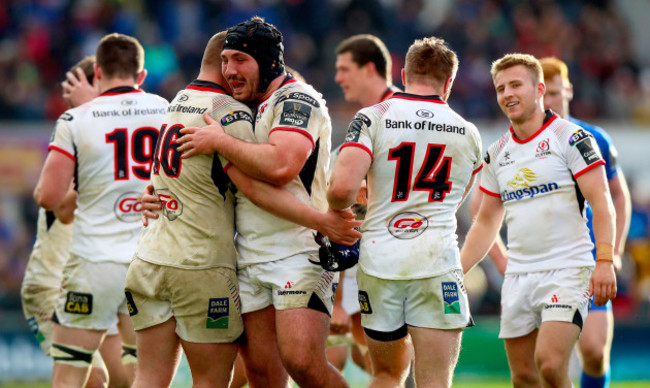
{"left": 506, "top": 168, "right": 537, "bottom": 189}
{"left": 156, "top": 188, "right": 184, "bottom": 221}
{"left": 114, "top": 192, "right": 143, "bottom": 222}
{"left": 387, "top": 212, "right": 429, "bottom": 239}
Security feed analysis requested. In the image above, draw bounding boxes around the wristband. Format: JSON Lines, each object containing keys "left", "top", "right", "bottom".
{"left": 595, "top": 243, "right": 614, "bottom": 263}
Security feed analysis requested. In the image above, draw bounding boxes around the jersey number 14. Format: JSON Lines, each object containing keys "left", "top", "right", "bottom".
{"left": 388, "top": 142, "right": 452, "bottom": 202}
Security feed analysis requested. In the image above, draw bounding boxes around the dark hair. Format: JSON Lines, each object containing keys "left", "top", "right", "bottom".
{"left": 95, "top": 33, "right": 144, "bottom": 80}
{"left": 336, "top": 34, "right": 391, "bottom": 83}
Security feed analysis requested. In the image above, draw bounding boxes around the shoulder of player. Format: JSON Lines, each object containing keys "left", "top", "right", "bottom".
{"left": 548, "top": 117, "right": 599, "bottom": 147}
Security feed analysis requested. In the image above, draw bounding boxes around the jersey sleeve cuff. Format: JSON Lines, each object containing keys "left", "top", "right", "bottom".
{"left": 573, "top": 160, "right": 605, "bottom": 178}
{"left": 479, "top": 186, "right": 500, "bottom": 197}
{"left": 48, "top": 145, "right": 76, "bottom": 161}
{"left": 339, "top": 142, "right": 373, "bottom": 161}
{"left": 472, "top": 163, "right": 484, "bottom": 175}
{"left": 269, "top": 127, "right": 315, "bottom": 150}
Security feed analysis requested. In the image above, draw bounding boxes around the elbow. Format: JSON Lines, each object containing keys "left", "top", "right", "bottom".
{"left": 33, "top": 187, "right": 53, "bottom": 209}
{"left": 266, "top": 166, "right": 298, "bottom": 187}
{"left": 327, "top": 185, "right": 355, "bottom": 210}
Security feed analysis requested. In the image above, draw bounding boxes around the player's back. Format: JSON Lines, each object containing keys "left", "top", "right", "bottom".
{"left": 49, "top": 88, "right": 167, "bottom": 263}
{"left": 136, "top": 81, "right": 255, "bottom": 270}
{"left": 345, "top": 93, "right": 482, "bottom": 279}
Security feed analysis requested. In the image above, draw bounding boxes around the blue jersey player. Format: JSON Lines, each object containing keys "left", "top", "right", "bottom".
{"left": 541, "top": 57, "right": 631, "bottom": 388}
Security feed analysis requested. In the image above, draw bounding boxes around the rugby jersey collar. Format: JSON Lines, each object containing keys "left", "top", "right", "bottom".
{"left": 186, "top": 79, "right": 228, "bottom": 94}
{"left": 380, "top": 85, "right": 400, "bottom": 102}
{"left": 100, "top": 86, "right": 143, "bottom": 96}
{"left": 390, "top": 92, "right": 446, "bottom": 104}
{"left": 509, "top": 109, "right": 558, "bottom": 144}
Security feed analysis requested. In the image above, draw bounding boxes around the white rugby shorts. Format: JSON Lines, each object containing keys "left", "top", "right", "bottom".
{"left": 499, "top": 266, "right": 592, "bottom": 339}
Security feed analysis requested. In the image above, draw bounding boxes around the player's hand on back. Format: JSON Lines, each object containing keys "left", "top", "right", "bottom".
{"left": 318, "top": 209, "right": 362, "bottom": 246}
{"left": 141, "top": 184, "right": 161, "bottom": 227}
{"left": 176, "top": 113, "right": 225, "bottom": 158}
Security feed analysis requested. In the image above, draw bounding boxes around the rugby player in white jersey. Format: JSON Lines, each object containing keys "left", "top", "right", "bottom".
{"left": 327, "top": 37, "right": 482, "bottom": 388}
{"left": 130, "top": 31, "right": 360, "bottom": 388}
{"left": 22, "top": 57, "right": 132, "bottom": 388}
{"left": 329, "top": 34, "right": 402, "bottom": 373}
{"left": 33, "top": 33, "right": 168, "bottom": 387}
{"left": 175, "top": 17, "right": 355, "bottom": 388}
{"left": 461, "top": 53, "right": 617, "bottom": 388}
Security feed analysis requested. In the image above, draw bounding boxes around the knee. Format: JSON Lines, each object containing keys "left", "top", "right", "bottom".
{"left": 535, "top": 355, "right": 564, "bottom": 383}
{"left": 510, "top": 370, "right": 540, "bottom": 387}
{"left": 581, "top": 344, "right": 607, "bottom": 370}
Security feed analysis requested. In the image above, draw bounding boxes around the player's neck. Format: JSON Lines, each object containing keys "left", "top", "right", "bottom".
{"left": 404, "top": 83, "right": 442, "bottom": 99}
{"left": 99, "top": 78, "right": 139, "bottom": 94}
{"left": 511, "top": 108, "right": 546, "bottom": 140}
{"left": 360, "top": 79, "right": 390, "bottom": 107}
{"left": 256, "top": 74, "right": 287, "bottom": 104}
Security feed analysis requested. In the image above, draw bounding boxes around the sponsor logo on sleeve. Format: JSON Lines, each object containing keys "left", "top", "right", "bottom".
{"left": 575, "top": 137, "right": 601, "bottom": 165}
{"left": 221, "top": 110, "right": 253, "bottom": 126}
{"left": 275, "top": 92, "right": 320, "bottom": 107}
{"left": 344, "top": 113, "right": 371, "bottom": 143}
{"left": 64, "top": 291, "right": 93, "bottom": 315}
{"left": 387, "top": 212, "right": 429, "bottom": 239}
{"left": 59, "top": 112, "right": 74, "bottom": 121}
{"left": 358, "top": 290, "right": 373, "bottom": 314}
{"left": 442, "top": 282, "right": 461, "bottom": 314}
{"left": 207, "top": 298, "right": 229, "bottom": 329}
{"left": 279, "top": 102, "right": 311, "bottom": 129}
{"left": 124, "top": 291, "right": 138, "bottom": 316}
{"left": 114, "top": 192, "right": 143, "bottom": 222}
{"left": 568, "top": 129, "right": 589, "bottom": 146}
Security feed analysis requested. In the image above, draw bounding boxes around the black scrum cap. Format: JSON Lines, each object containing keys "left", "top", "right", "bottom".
{"left": 223, "top": 18, "right": 285, "bottom": 93}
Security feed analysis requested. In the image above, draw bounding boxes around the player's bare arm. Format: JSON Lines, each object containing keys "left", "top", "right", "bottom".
{"left": 467, "top": 188, "right": 508, "bottom": 275}
{"left": 227, "top": 165, "right": 362, "bottom": 245}
{"left": 33, "top": 150, "right": 75, "bottom": 210}
{"left": 62, "top": 67, "right": 99, "bottom": 108}
{"left": 609, "top": 171, "right": 631, "bottom": 271}
{"left": 178, "top": 113, "right": 312, "bottom": 186}
{"left": 327, "top": 147, "right": 371, "bottom": 211}
{"left": 460, "top": 193, "right": 506, "bottom": 274}
{"left": 576, "top": 165, "right": 617, "bottom": 306}
{"left": 54, "top": 184, "right": 77, "bottom": 224}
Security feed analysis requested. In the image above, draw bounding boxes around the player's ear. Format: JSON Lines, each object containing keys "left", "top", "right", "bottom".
{"left": 136, "top": 69, "right": 147, "bottom": 86}
{"left": 94, "top": 63, "right": 102, "bottom": 81}
{"left": 401, "top": 68, "right": 406, "bottom": 86}
{"left": 566, "top": 81, "right": 574, "bottom": 102}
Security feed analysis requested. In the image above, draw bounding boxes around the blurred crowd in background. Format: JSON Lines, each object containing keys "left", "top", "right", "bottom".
{"left": 0, "top": 0, "right": 649, "bottom": 322}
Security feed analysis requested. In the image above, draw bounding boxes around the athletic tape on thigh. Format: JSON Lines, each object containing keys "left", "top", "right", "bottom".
{"left": 51, "top": 343, "right": 95, "bottom": 368}
{"left": 121, "top": 344, "right": 137, "bottom": 365}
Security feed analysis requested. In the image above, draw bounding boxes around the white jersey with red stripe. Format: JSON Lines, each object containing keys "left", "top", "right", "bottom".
{"left": 22, "top": 208, "right": 72, "bottom": 287}
{"left": 135, "top": 80, "right": 255, "bottom": 270}
{"left": 49, "top": 87, "right": 167, "bottom": 263}
{"left": 480, "top": 111, "right": 605, "bottom": 274}
{"left": 341, "top": 93, "right": 483, "bottom": 280}
{"left": 235, "top": 77, "right": 332, "bottom": 264}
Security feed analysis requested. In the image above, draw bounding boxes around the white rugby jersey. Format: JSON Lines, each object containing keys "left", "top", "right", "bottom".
{"left": 341, "top": 93, "right": 483, "bottom": 280}
{"left": 49, "top": 87, "right": 167, "bottom": 263}
{"left": 235, "top": 77, "right": 332, "bottom": 264}
{"left": 22, "top": 208, "right": 72, "bottom": 287}
{"left": 135, "top": 80, "right": 255, "bottom": 270}
{"left": 480, "top": 112, "right": 605, "bottom": 274}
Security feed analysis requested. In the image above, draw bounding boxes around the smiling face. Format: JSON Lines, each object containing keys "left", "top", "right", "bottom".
{"left": 334, "top": 52, "right": 367, "bottom": 103}
{"left": 494, "top": 64, "right": 545, "bottom": 124}
{"left": 221, "top": 49, "right": 260, "bottom": 102}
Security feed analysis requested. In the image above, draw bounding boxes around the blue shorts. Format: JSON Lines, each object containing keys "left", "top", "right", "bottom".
{"left": 589, "top": 296, "right": 612, "bottom": 312}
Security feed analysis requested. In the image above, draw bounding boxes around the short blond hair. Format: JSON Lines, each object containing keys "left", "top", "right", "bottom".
{"left": 404, "top": 37, "right": 458, "bottom": 89}
{"left": 490, "top": 53, "right": 543, "bottom": 85}
{"left": 540, "top": 56, "right": 570, "bottom": 86}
